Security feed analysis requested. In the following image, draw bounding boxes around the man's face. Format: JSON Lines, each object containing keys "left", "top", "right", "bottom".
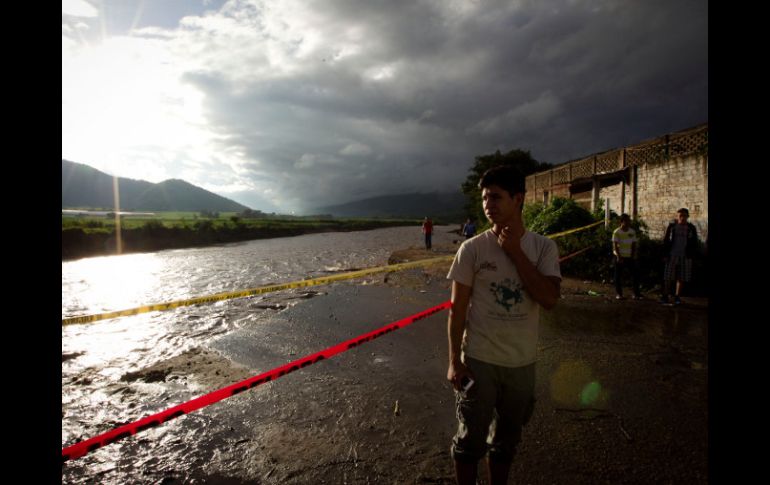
{"left": 482, "top": 185, "right": 521, "bottom": 225}
{"left": 677, "top": 212, "right": 688, "bottom": 224}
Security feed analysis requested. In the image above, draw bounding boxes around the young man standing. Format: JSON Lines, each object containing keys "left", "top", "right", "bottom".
{"left": 660, "top": 208, "right": 699, "bottom": 305}
{"left": 612, "top": 214, "right": 642, "bottom": 300}
{"left": 446, "top": 166, "right": 561, "bottom": 485}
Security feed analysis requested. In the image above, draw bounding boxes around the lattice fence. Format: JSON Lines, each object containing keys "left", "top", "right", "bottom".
{"left": 669, "top": 128, "right": 708, "bottom": 158}
{"left": 552, "top": 165, "right": 570, "bottom": 184}
{"left": 626, "top": 126, "right": 708, "bottom": 166}
{"left": 524, "top": 124, "right": 707, "bottom": 192}
{"left": 570, "top": 157, "right": 594, "bottom": 179}
{"left": 625, "top": 141, "right": 667, "bottom": 166}
{"left": 596, "top": 150, "right": 621, "bottom": 173}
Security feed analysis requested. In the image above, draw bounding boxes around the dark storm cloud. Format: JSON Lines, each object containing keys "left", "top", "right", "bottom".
{"left": 176, "top": 0, "right": 706, "bottom": 211}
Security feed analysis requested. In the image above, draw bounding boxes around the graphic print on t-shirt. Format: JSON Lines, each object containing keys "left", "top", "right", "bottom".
{"left": 480, "top": 261, "right": 497, "bottom": 272}
{"left": 490, "top": 278, "right": 524, "bottom": 312}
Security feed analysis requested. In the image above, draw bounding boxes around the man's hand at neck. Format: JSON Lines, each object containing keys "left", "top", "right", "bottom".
{"left": 494, "top": 224, "right": 526, "bottom": 257}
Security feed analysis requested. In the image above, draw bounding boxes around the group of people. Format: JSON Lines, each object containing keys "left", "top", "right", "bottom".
{"left": 439, "top": 165, "right": 702, "bottom": 483}
{"left": 611, "top": 207, "right": 699, "bottom": 305}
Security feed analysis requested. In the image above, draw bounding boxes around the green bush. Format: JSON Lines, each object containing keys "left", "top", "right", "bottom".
{"left": 526, "top": 197, "right": 595, "bottom": 236}
{"left": 193, "top": 219, "right": 214, "bottom": 231}
{"left": 524, "top": 198, "right": 669, "bottom": 292}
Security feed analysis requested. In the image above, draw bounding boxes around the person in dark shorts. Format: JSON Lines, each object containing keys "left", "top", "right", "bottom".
{"left": 446, "top": 166, "right": 561, "bottom": 484}
{"left": 660, "top": 208, "right": 698, "bottom": 305}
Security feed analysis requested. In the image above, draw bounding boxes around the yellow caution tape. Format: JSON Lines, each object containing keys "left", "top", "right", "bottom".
{"left": 62, "top": 255, "right": 454, "bottom": 325}
{"left": 63, "top": 219, "right": 604, "bottom": 325}
{"left": 546, "top": 220, "right": 604, "bottom": 239}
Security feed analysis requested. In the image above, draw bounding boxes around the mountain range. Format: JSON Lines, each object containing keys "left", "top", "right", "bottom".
{"left": 62, "top": 159, "right": 468, "bottom": 220}
{"left": 61, "top": 159, "right": 250, "bottom": 212}
{"left": 315, "top": 192, "right": 466, "bottom": 220}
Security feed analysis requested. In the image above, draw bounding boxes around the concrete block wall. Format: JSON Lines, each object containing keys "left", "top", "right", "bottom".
{"left": 527, "top": 184, "right": 571, "bottom": 205}
{"left": 636, "top": 154, "right": 708, "bottom": 241}
{"left": 550, "top": 184, "right": 571, "bottom": 203}
{"left": 598, "top": 182, "right": 624, "bottom": 216}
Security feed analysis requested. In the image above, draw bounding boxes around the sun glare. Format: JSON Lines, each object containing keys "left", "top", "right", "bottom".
{"left": 62, "top": 36, "right": 209, "bottom": 182}
{"left": 62, "top": 253, "right": 167, "bottom": 315}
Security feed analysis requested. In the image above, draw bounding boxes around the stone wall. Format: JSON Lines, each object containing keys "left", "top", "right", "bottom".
{"left": 542, "top": 183, "right": 571, "bottom": 205}
{"left": 598, "top": 179, "right": 625, "bottom": 216}
{"left": 636, "top": 154, "right": 708, "bottom": 241}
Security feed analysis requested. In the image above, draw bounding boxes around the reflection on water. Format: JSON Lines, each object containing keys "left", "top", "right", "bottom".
{"left": 63, "top": 226, "right": 454, "bottom": 320}
{"left": 62, "top": 253, "right": 168, "bottom": 315}
{"left": 62, "top": 226, "right": 456, "bottom": 450}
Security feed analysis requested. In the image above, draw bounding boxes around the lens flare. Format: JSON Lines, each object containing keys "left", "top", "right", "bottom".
{"left": 580, "top": 381, "right": 602, "bottom": 406}
{"left": 550, "top": 360, "right": 608, "bottom": 408}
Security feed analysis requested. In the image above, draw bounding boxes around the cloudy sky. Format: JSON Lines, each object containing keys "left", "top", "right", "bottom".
{"left": 62, "top": 0, "right": 707, "bottom": 214}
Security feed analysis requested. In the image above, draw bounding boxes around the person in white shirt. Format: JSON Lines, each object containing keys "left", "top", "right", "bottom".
{"left": 612, "top": 213, "right": 641, "bottom": 300}
{"left": 446, "top": 165, "right": 561, "bottom": 485}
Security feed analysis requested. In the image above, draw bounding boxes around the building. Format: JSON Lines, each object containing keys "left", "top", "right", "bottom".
{"left": 525, "top": 123, "right": 707, "bottom": 241}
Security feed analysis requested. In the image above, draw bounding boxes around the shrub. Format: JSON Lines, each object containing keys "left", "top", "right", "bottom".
{"left": 526, "top": 197, "right": 595, "bottom": 236}
{"left": 193, "top": 219, "right": 214, "bottom": 231}
{"left": 525, "top": 198, "right": 669, "bottom": 291}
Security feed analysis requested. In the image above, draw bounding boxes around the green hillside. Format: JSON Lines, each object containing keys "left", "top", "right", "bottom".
{"left": 62, "top": 159, "right": 250, "bottom": 212}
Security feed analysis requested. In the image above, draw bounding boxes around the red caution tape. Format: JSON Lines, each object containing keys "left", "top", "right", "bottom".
{"left": 62, "top": 300, "right": 452, "bottom": 463}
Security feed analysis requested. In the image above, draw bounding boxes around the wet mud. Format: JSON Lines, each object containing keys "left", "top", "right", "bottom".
{"left": 62, "top": 243, "right": 707, "bottom": 484}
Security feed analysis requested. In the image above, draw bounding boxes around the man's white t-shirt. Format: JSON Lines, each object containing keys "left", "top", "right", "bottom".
{"left": 447, "top": 229, "right": 561, "bottom": 368}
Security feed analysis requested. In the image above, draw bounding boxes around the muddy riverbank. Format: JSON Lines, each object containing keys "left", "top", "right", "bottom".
{"left": 62, "top": 241, "right": 707, "bottom": 484}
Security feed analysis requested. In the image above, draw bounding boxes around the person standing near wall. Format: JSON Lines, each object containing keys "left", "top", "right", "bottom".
{"left": 660, "top": 208, "right": 698, "bottom": 305}
{"left": 612, "top": 214, "right": 642, "bottom": 300}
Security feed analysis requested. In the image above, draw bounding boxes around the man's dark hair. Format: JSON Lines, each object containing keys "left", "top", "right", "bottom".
{"left": 677, "top": 208, "right": 689, "bottom": 217}
{"left": 478, "top": 165, "right": 526, "bottom": 197}
{"left": 619, "top": 213, "right": 631, "bottom": 223}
